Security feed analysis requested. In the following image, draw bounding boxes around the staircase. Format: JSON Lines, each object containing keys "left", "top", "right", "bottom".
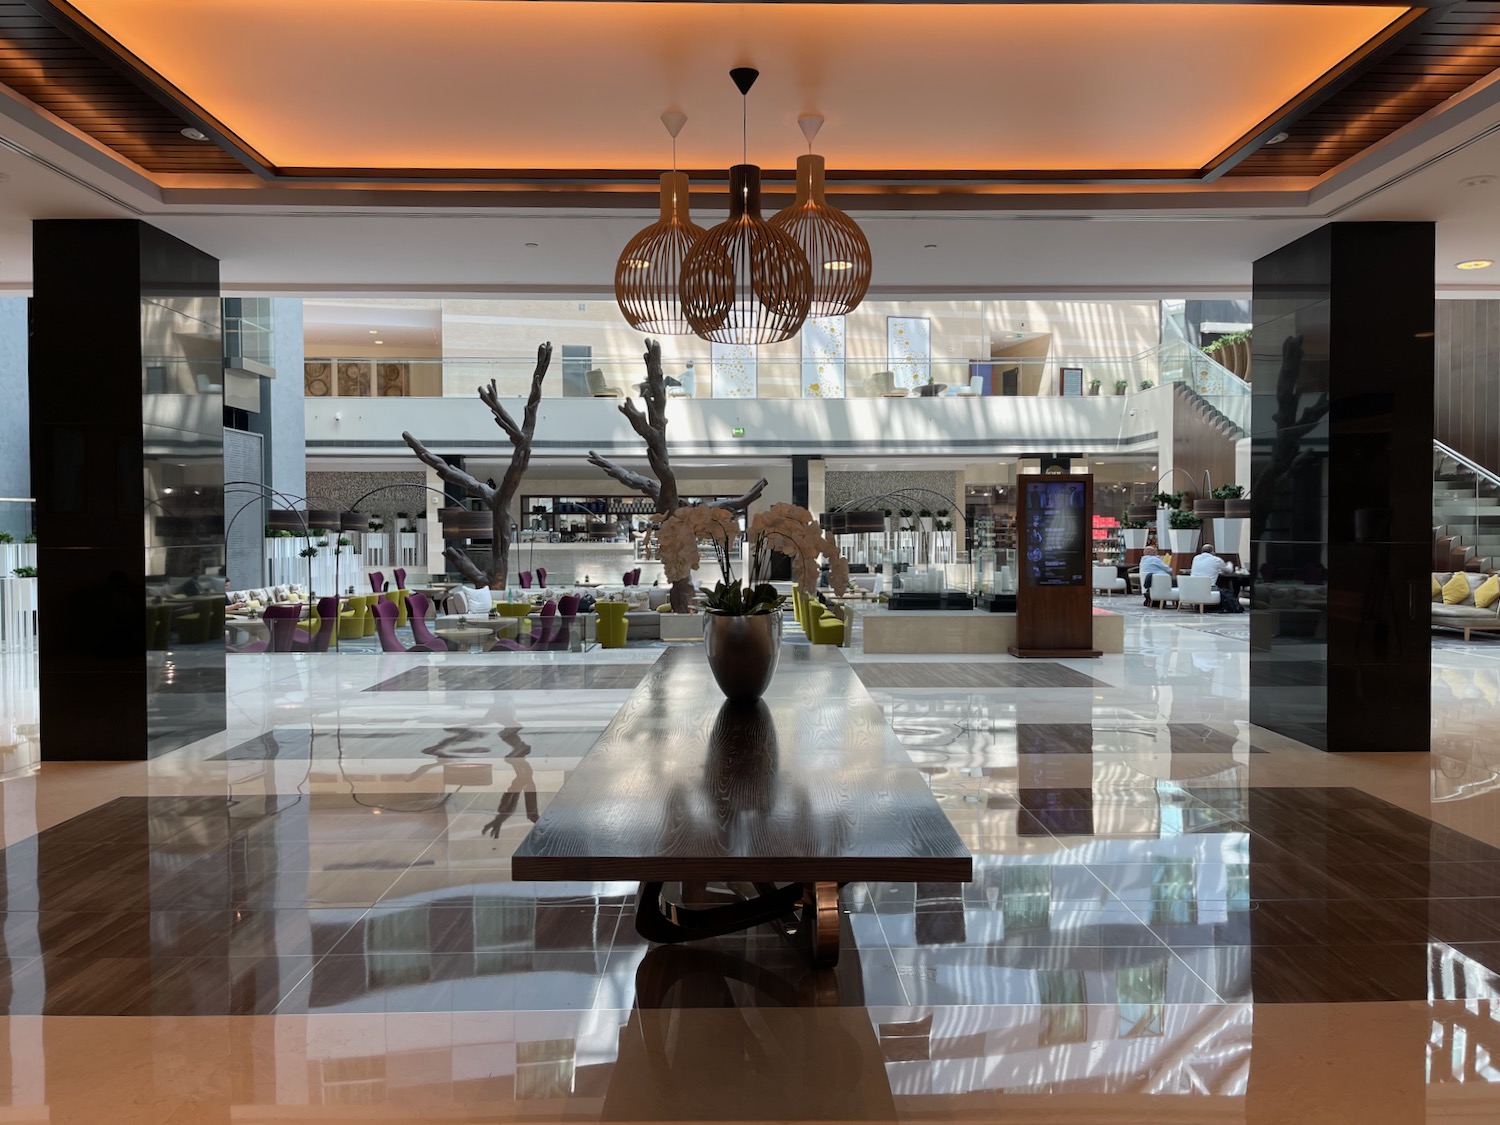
{"left": 1175, "top": 382, "right": 1246, "bottom": 440}
{"left": 1433, "top": 441, "right": 1500, "bottom": 573}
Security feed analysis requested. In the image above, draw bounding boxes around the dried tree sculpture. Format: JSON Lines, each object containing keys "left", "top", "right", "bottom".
{"left": 589, "top": 339, "right": 768, "bottom": 612}
{"left": 402, "top": 342, "right": 552, "bottom": 588}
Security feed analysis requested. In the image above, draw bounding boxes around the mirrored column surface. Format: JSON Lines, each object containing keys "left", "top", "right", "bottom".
{"left": 30, "top": 220, "right": 224, "bottom": 760}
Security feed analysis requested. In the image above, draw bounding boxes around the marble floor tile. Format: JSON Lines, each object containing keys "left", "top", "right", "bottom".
{"left": 4, "top": 614, "right": 1500, "bottom": 1117}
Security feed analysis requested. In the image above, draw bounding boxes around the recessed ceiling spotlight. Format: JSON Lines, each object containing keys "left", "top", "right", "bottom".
{"left": 374, "top": 339, "right": 384, "bottom": 344}
{"left": 1461, "top": 175, "right": 1497, "bottom": 188}
{"left": 368, "top": 329, "right": 378, "bottom": 334}
{"left": 1265, "top": 131, "right": 1290, "bottom": 146}
{"left": 180, "top": 126, "right": 209, "bottom": 142}
{"left": 1457, "top": 259, "right": 1495, "bottom": 270}
{"left": 923, "top": 243, "right": 937, "bottom": 250}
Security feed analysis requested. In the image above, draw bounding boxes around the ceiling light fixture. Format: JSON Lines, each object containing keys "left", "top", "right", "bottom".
{"left": 374, "top": 339, "right": 384, "bottom": 344}
{"left": 769, "top": 113, "right": 872, "bottom": 317}
{"left": 1457, "top": 259, "right": 1495, "bottom": 270}
{"left": 680, "top": 68, "right": 812, "bottom": 345}
{"left": 368, "top": 329, "right": 378, "bottom": 334}
{"left": 180, "top": 126, "right": 209, "bottom": 142}
{"left": 615, "top": 111, "right": 705, "bottom": 335}
{"left": 1265, "top": 131, "right": 1290, "bottom": 145}
{"left": 1461, "top": 175, "right": 1496, "bottom": 188}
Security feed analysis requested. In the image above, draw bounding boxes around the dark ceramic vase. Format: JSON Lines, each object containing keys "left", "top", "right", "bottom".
{"left": 703, "top": 612, "right": 782, "bottom": 703}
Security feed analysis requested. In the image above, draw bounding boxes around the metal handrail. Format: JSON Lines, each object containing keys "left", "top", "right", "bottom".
{"left": 1435, "top": 439, "right": 1500, "bottom": 492}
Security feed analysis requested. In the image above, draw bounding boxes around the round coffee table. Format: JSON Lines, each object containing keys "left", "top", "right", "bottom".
{"left": 432, "top": 625, "right": 493, "bottom": 653}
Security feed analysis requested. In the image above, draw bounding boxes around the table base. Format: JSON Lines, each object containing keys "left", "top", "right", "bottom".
{"left": 635, "top": 879, "right": 842, "bottom": 967}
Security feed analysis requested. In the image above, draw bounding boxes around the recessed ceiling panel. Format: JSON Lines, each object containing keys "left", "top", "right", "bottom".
{"left": 68, "top": 0, "right": 1408, "bottom": 174}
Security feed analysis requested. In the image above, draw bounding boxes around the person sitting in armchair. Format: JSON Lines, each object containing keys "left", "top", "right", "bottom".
{"left": 1190, "top": 543, "right": 1239, "bottom": 613}
{"left": 1138, "top": 546, "right": 1173, "bottom": 607}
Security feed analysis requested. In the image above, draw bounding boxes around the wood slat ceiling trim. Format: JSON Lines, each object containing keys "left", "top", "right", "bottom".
{"left": 0, "top": 0, "right": 1495, "bottom": 189}
{"left": 1234, "top": 0, "right": 1500, "bottom": 175}
{"left": 0, "top": 0, "right": 254, "bottom": 174}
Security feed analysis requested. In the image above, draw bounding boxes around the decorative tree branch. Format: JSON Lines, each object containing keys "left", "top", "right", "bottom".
{"left": 590, "top": 344, "right": 778, "bottom": 608}
{"left": 589, "top": 339, "right": 699, "bottom": 608}
{"left": 719, "top": 478, "right": 769, "bottom": 513}
{"left": 586, "top": 453, "right": 661, "bottom": 503}
{"left": 403, "top": 341, "right": 552, "bottom": 588}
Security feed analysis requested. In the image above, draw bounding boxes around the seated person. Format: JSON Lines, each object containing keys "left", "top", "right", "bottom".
{"left": 1190, "top": 543, "right": 1239, "bottom": 613}
{"left": 1138, "top": 546, "right": 1173, "bottom": 606}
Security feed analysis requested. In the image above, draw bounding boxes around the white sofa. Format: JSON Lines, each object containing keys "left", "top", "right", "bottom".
{"left": 1432, "top": 572, "right": 1500, "bottom": 640}
{"left": 226, "top": 583, "right": 309, "bottom": 608}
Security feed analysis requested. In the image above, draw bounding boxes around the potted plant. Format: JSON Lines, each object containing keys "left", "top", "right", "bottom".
{"left": 22, "top": 533, "right": 35, "bottom": 544}
{"left": 1208, "top": 483, "right": 1249, "bottom": 553}
{"left": 1150, "top": 490, "right": 1181, "bottom": 547}
{"left": 1120, "top": 518, "right": 1151, "bottom": 551}
{"left": 919, "top": 508, "right": 934, "bottom": 534}
{"left": 1139, "top": 379, "right": 1154, "bottom": 391}
{"left": 1168, "top": 508, "right": 1202, "bottom": 556}
{"left": 1115, "top": 378, "right": 1129, "bottom": 396}
{"left": 1088, "top": 378, "right": 1102, "bottom": 396}
{"left": 655, "top": 502, "right": 847, "bottom": 703}
{"left": 1213, "top": 483, "right": 1251, "bottom": 518}
{"left": 12, "top": 565, "right": 36, "bottom": 578}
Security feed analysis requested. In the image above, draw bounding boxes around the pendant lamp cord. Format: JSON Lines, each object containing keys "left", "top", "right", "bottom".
{"left": 742, "top": 92, "right": 747, "bottom": 165}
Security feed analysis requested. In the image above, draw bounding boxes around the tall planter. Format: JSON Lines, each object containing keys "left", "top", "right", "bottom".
{"left": 1193, "top": 498, "right": 1225, "bottom": 520}
{"left": 1122, "top": 528, "right": 1150, "bottom": 551}
{"left": 703, "top": 612, "right": 783, "bottom": 704}
{"left": 1212, "top": 517, "right": 1243, "bottom": 556}
{"left": 1156, "top": 507, "right": 1172, "bottom": 549}
{"left": 1168, "top": 527, "right": 1200, "bottom": 556}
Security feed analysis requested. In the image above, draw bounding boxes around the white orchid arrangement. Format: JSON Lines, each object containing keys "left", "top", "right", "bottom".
{"left": 651, "top": 501, "right": 849, "bottom": 616}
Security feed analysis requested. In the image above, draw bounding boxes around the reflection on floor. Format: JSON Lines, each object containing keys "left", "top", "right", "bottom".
{"left": 0, "top": 621, "right": 1499, "bottom": 1119}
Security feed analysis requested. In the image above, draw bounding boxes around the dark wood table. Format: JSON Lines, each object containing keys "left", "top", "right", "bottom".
{"left": 512, "top": 645, "right": 971, "bottom": 965}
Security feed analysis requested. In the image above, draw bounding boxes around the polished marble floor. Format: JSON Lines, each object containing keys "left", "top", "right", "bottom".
{"left": 1, "top": 612, "right": 1500, "bottom": 1120}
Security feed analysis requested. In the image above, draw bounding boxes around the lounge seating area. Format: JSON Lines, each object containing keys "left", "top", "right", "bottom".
{"left": 1433, "top": 570, "right": 1500, "bottom": 640}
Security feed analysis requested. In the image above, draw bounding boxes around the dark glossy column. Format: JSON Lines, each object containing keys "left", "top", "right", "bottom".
{"left": 1250, "top": 222, "right": 1432, "bottom": 752}
{"left": 29, "top": 220, "right": 224, "bottom": 759}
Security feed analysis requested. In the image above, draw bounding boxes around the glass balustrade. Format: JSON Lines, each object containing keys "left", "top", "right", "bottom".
{"left": 301, "top": 345, "right": 1254, "bottom": 402}
{"left": 1433, "top": 441, "right": 1500, "bottom": 574}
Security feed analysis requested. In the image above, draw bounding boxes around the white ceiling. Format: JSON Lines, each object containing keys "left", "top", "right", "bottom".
{"left": 72, "top": 0, "right": 1403, "bottom": 173}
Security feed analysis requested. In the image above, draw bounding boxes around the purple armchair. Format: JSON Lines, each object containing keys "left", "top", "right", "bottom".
{"left": 369, "top": 571, "right": 385, "bottom": 594}
{"left": 536, "top": 567, "right": 547, "bottom": 587}
{"left": 519, "top": 571, "right": 533, "bottom": 589}
{"left": 231, "top": 603, "right": 301, "bottom": 653}
{"left": 394, "top": 567, "right": 407, "bottom": 590}
{"left": 373, "top": 598, "right": 440, "bottom": 653}
{"left": 492, "top": 599, "right": 558, "bottom": 651}
{"left": 406, "top": 592, "right": 455, "bottom": 651}
{"left": 293, "top": 596, "right": 339, "bottom": 653}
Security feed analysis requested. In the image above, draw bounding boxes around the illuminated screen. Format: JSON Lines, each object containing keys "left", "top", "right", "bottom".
{"left": 1023, "top": 480, "right": 1087, "bottom": 587}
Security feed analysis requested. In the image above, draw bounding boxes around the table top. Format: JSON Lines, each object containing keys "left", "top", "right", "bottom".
{"left": 512, "top": 645, "right": 972, "bottom": 883}
{"left": 432, "top": 625, "right": 494, "bottom": 642}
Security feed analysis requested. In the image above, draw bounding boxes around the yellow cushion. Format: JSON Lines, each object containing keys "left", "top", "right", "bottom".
{"left": 1161, "top": 554, "right": 1172, "bottom": 568}
{"left": 1433, "top": 575, "right": 1442, "bottom": 600}
{"left": 1443, "top": 571, "right": 1472, "bottom": 605}
{"left": 1477, "top": 575, "right": 1500, "bottom": 609}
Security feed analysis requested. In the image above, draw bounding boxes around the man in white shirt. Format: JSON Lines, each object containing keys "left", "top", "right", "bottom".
{"left": 1190, "top": 544, "right": 1231, "bottom": 578}
{"left": 1190, "top": 544, "right": 1238, "bottom": 612}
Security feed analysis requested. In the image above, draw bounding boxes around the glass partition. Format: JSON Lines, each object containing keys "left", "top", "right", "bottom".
{"left": 301, "top": 349, "right": 1201, "bottom": 402}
